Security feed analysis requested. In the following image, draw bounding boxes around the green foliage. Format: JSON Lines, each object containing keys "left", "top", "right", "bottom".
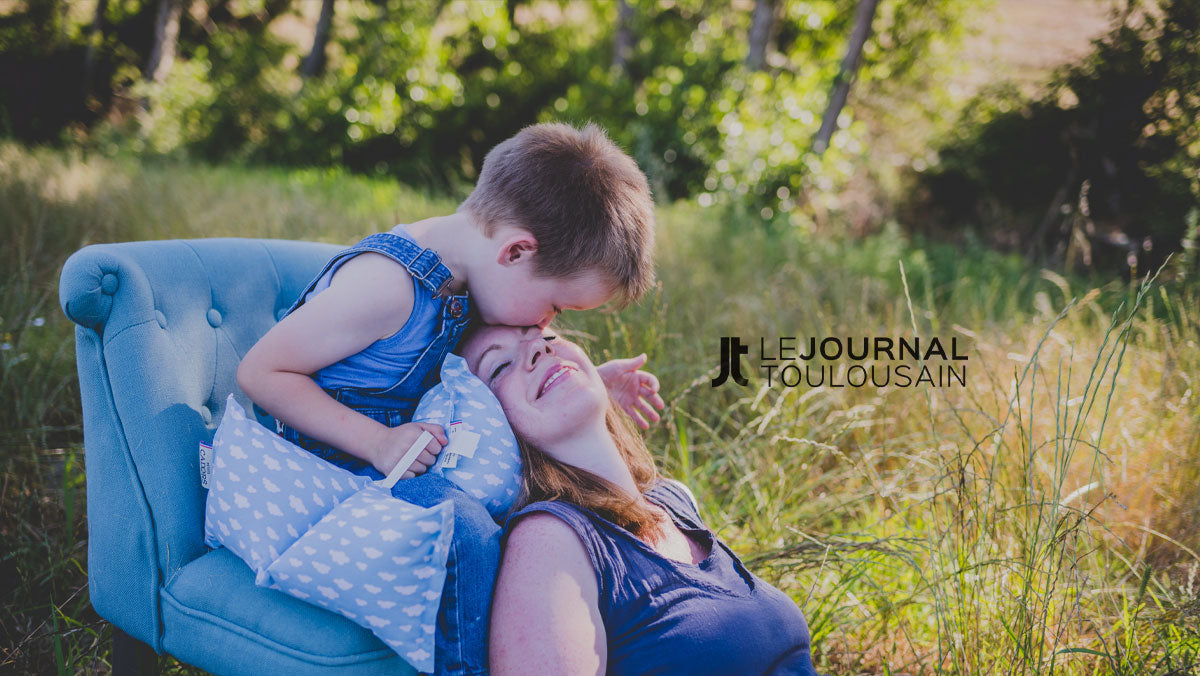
{"left": 548, "top": 0, "right": 971, "bottom": 223}
{"left": 2, "top": 0, "right": 972, "bottom": 217}
{"left": 915, "top": 0, "right": 1200, "bottom": 274}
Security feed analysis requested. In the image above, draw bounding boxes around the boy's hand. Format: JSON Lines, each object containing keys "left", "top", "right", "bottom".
{"left": 596, "top": 354, "right": 665, "bottom": 430}
{"left": 371, "top": 422, "right": 448, "bottom": 479}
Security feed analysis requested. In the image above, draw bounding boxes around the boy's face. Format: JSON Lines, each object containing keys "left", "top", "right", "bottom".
{"left": 473, "top": 228, "right": 615, "bottom": 328}
{"left": 476, "top": 264, "right": 614, "bottom": 329}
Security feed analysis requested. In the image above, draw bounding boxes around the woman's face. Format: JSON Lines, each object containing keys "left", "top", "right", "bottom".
{"left": 460, "top": 325, "right": 609, "bottom": 448}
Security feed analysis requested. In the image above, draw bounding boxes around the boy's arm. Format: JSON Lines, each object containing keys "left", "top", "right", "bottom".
{"left": 595, "top": 353, "right": 665, "bottom": 430}
{"left": 237, "top": 253, "right": 445, "bottom": 472}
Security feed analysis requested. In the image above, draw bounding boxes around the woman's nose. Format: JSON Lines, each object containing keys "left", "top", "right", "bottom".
{"left": 526, "top": 336, "right": 554, "bottom": 367}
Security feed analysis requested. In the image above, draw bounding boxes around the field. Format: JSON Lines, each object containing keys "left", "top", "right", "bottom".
{"left": 1, "top": 143, "right": 1198, "bottom": 674}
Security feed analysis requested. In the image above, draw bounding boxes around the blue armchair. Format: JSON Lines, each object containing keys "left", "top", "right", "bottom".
{"left": 59, "top": 239, "right": 420, "bottom": 675}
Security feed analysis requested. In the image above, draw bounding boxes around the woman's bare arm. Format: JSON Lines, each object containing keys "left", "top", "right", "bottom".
{"left": 489, "top": 512, "right": 606, "bottom": 675}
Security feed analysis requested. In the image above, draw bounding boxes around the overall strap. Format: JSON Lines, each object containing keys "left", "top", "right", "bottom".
{"left": 353, "top": 232, "right": 454, "bottom": 297}
{"left": 282, "top": 229, "right": 455, "bottom": 319}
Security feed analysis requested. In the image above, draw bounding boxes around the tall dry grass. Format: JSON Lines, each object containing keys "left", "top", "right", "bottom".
{"left": 1, "top": 143, "right": 1197, "bottom": 673}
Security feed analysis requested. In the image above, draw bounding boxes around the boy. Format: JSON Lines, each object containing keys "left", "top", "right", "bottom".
{"left": 236, "top": 121, "right": 663, "bottom": 674}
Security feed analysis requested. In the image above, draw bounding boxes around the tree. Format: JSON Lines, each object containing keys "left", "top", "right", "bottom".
{"left": 146, "top": 0, "right": 184, "bottom": 83}
{"left": 83, "top": 0, "right": 109, "bottom": 96}
{"left": 613, "top": 0, "right": 634, "bottom": 73}
{"left": 813, "top": 0, "right": 878, "bottom": 153}
{"left": 301, "top": 0, "right": 336, "bottom": 78}
{"left": 746, "top": 0, "right": 776, "bottom": 71}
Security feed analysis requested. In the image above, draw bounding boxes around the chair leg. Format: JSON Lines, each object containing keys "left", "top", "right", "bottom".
{"left": 112, "top": 626, "right": 159, "bottom": 676}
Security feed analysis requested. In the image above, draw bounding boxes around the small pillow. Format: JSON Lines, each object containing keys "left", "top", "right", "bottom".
{"left": 203, "top": 395, "right": 454, "bottom": 672}
{"left": 203, "top": 395, "right": 372, "bottom": 584}
{"left": 413, "top": 353, "right": 522, "bottom": 520}
{"left": 265, "top": 488, "right": 453, "bottom": 673}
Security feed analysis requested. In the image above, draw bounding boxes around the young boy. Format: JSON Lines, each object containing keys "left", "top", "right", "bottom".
{"left": 236, "top": 122, "right": 663, "bottom": 675}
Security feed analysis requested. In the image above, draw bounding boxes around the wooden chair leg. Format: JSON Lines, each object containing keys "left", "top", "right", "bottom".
{"left": 112, "top": 626, "right": 159, "bottom": 676}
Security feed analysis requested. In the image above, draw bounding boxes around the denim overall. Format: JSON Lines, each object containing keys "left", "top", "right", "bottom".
{"left": 277, "top": 227, "right": 498, "bottom": 676}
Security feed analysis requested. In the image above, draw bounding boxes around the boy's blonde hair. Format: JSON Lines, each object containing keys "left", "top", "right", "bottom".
{"left": 459, "top": 121, "right": 655, "bottom": 308}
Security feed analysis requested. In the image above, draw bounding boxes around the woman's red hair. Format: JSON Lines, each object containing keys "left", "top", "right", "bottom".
{"left": 508, "top": 397, "right": 664, "bottom": 542}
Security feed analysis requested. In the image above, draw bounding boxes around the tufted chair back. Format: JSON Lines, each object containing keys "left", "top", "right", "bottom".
{"left": 60, "top": 239, "right": 346, "bottom": 654}
{"left": 62, "top": 238, "right": 420, "bottom": 674}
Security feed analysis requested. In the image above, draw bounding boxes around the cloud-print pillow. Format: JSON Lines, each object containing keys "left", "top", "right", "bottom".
{"left": 202, "top": 395, "right": 372, "bottom": 584}
{"left": 203, "top": 395, "right": 450, "bottom": 672}
{"left": 265, "top": 489, "right": 452, "bottom": 672}
{"left": 413, "top": 353, "right": 522, "bottom": 520}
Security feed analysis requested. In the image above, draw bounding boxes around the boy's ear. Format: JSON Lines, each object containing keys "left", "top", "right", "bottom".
{"left": 496, "top": 232, "right": 538, "bottom": 266}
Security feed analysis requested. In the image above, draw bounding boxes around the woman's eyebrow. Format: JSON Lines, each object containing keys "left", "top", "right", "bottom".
{"left": 474, "top": 344, "right": 501, "bottom": 372}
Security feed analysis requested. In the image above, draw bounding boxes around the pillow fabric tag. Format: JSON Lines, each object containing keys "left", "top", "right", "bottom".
{"left": 198, "top": 442, "right": 213, "bottom": 489}
{"left": 440, "top": 421, "right": 481, "bottom": 469}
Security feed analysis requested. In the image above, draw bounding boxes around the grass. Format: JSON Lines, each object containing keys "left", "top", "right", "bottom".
{"left": 1, "top": 142, "right": 1198, "bottom": 674}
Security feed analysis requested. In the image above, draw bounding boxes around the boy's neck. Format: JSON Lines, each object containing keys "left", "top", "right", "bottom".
{"left": 404, "top": 212, "right": 485, "bottom": 295}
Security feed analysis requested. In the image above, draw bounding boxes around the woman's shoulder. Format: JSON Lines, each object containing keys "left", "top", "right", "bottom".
{"left": 503, "top": 500, "right": 605, "bottom": 552}
{"left": 645, "top": 477, "right": 705, "bottom": 528}
{"left": 504, "top": 497, "right": 592, "bottom": 531}
{"left": 502, "top": 511, "right": 592, "bottom": 557}
{"left": 501, "top": 506, "right": 609, "bottom": 594}
{"left": 506, "top": 478, "right": 699, "bottom": 529}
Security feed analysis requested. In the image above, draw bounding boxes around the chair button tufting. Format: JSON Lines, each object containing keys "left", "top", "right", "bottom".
{"left": 100, "top": 273, "right": 119, "bottom": 295}
{"left": 207, "top": 309, "right": 222, "bottom": 327}
{"left": 155, "top": 310, "right": 168, "bottom": 329}
{"left": 200, "top": 405, "right": 213, "bottom": 426}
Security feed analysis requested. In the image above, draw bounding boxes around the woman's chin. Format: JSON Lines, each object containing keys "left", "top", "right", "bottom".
{"left": 520, "top": 389, "right": 608, "bottom": 446}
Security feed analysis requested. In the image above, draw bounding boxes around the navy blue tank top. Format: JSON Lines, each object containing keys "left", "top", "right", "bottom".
{"left": 503, "top": 479, "right": 819, "bottom": 675}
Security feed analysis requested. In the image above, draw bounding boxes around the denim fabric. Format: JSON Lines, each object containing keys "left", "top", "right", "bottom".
{"left": 279, "top": 226, "right": 473, "bottom": 470}
{"left": 275, "top": 229, "right": 494, "bottom": 675}
{"left": 386, "top": 474, "right": 499, "bottom": 676}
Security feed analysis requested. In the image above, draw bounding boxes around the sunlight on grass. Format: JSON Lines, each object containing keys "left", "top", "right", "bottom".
{"left": 1, "top": 143, "right": 1196, "bottom": 673}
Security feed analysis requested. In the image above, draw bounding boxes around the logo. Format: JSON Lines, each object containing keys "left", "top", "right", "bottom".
{"left": 711, "top": 336, "right": 750, "bottom": 387}
{"left": 711, "top": 336, "right": 969, "bottom": 389}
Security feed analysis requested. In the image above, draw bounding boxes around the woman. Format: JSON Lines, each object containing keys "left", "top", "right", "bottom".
{"left": 460, "top": 325, "right": 819, "bottom": 675}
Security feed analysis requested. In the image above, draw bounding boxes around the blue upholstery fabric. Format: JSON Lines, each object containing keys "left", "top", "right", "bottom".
{"left": 162, "top": 548, "right": 402, "bottom": 674}
{"left": 59, "top": 238, "right": 418, "bottom": 675}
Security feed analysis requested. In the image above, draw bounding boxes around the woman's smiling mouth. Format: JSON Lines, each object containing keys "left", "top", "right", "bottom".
{"left": 537, "top": 364, "right": 577, "bottom": 398}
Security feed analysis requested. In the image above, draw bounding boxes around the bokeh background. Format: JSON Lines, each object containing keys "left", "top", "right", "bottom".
{"left": 1, "top": 0, "right": 1198, "bottom": 673}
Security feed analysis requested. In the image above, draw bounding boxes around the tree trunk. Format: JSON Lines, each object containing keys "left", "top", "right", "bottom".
{"left": 746, "top": 0, "right": 776, "bottom": 71}
{"left": 506, "top": 0, "right": 524, "bottom": 28}
{"left": 146, "top": 0, "right": 184, "bottom": 84}
{"left": 813, "top": 0, "right": 878, "bottom": 154}
{"left": 83, "top": 0, "right": 110, "bottom": 96}
{"left": 613, "top": 0, "right": 634, "bottom": 73}
{"left": 300, "top": 0, "right": 336, "bottom": 78}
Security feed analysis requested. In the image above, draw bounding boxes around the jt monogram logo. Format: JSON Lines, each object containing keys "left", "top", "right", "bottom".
{"left": 712, "top": 336, "right": 749, "bottom": 387}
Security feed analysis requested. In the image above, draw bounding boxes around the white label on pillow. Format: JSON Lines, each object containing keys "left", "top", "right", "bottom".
{"left": 444, "top": 422, "right": 480, "bottom": 459}
{"left": 199, "top": 442, "right": 213, "bottom": 489}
